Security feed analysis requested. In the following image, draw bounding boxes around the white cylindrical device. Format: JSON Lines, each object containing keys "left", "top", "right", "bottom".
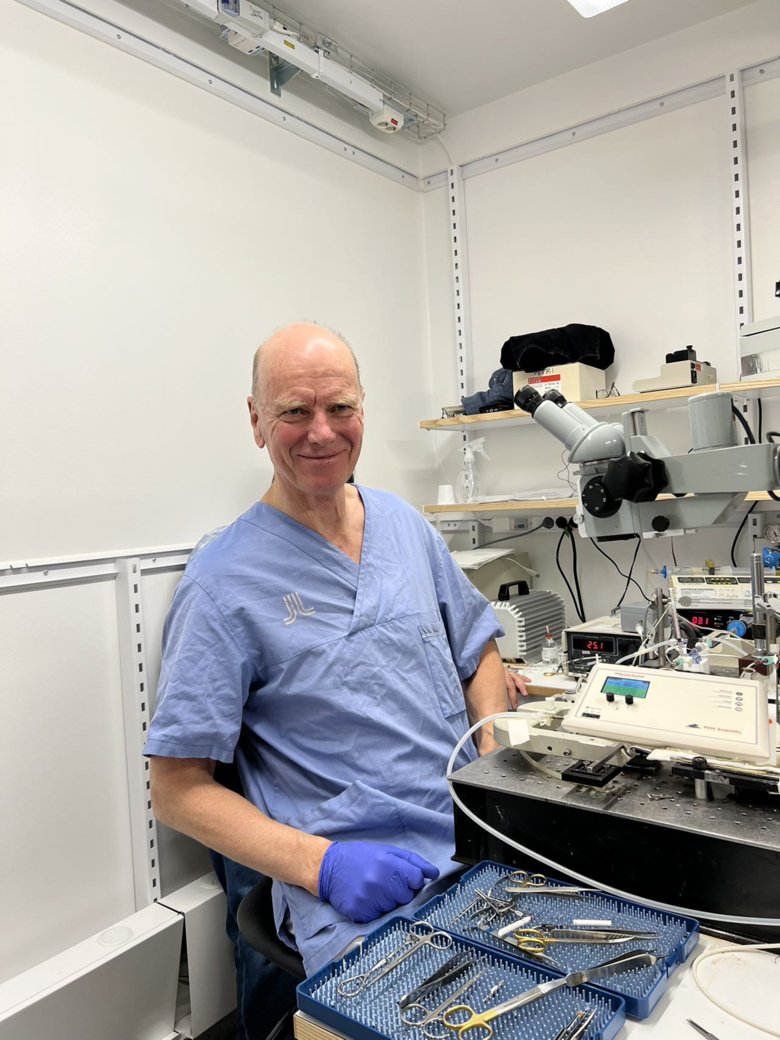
{"left": 688, "top": 392, "right": 737, "bottom": 451}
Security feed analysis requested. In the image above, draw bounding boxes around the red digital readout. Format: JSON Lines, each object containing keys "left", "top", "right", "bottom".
{"left": 586, "top": 639, "right": 608, "bottom": 651}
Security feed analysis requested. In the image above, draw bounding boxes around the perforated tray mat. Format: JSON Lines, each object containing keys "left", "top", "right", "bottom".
{"left": 298, "top": 917, "right": 627, "bottom": 1040}
{"left": 413, "top": 861, "right": 698, "bottom": 1019}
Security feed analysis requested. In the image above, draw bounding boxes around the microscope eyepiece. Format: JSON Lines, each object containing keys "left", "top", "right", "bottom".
{"left": 515, "top": 385, "right": 543, "bottom": 415}
{"left": 542, "top": 389, "right": 567, "bottom": 407}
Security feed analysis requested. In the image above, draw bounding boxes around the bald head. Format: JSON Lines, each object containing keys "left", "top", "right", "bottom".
{"left": 251, "top": 322, "right": 361, "bottom": 406}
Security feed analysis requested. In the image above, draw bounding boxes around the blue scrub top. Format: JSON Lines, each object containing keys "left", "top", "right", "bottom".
{"left": 145, "top": 486, "right": 503, "bottom": 973}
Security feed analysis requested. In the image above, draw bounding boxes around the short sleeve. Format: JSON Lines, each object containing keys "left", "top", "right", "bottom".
{"left": 144, "top": 576, "right": 251, "bottom": 762}
{"left": 424, "top": 525, "right": 504, "bottom": 679}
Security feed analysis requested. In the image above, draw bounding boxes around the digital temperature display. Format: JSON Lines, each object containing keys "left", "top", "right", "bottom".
{"left": 570, "top": 634, "right": 616, "bottom": 654}
{"left": 677, "top": 608, "right": 745, "bottom": 631}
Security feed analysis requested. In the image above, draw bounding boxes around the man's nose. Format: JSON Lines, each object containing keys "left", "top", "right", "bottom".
{"left": 307, "top": 409, "right": 336, "bottom": 441}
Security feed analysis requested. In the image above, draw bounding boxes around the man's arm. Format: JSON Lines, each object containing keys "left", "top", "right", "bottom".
{"left": 150, "top": 756, "right": 329, "bottom": 894}
{"left": 150, "top": 757, "right": 439, "bottom": 923}
{"left": 462, "top": 640, "right": 511, "bottom": 755}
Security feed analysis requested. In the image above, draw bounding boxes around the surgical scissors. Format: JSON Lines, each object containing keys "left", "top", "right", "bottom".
{"left": 336, "top": 923, "right": 452, "bottom": 998}
{"left": 495, "top": 870, "right": 593, "bottom": 897}
{"left": 440, "top": 951, "right": 658, "bottom": 1040}
{"left": 500, "top": 927, "right": 658, "bottom": 955}
{"left": 399, "top": 971, "right": 484, "bottom": 1038}
{"left": 501, "top": 931, "right": 653, "bottom": 952}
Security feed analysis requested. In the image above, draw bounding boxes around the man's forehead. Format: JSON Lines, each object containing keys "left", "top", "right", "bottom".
{"left": 267, "top": 376, "right": 361, "bottom": 404}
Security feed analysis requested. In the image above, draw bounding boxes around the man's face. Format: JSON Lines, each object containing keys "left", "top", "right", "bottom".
{"left": 248, "top": 337, "right": 365, "bottom": 501}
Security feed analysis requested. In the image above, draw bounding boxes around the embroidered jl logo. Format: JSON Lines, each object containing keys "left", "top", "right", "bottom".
{"left": 282, "top": 592, "right": 316, "bottom": 625}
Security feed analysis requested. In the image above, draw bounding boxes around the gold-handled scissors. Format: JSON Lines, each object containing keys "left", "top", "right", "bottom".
{"left": 504, "top": 927, "right": 656, "bottom": 955}
{"left": 441, "top": 951, "right": 658, "bottom": 1040}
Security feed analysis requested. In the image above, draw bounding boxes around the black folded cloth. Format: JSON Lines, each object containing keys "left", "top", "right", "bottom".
{"left": 500, "top": 323, "right": 614, "bottom": 373}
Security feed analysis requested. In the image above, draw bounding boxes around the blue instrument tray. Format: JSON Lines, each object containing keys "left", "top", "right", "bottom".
{"left": 298, "top": 916, "right": 626, "bottom": 1040}
{"left": 413, "top": 861, "right": 699, "bottom": 1019}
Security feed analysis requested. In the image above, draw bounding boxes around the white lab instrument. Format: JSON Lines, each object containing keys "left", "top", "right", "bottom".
{"left": 492, "top": 589, "right": 566, "bottom": 662}
{"left": 633, "top": 358, "right": 717, "bottom": 393}
{"left": 515, "top": 386, "right": 780, "bottom": 541}
{"left": 670, "top": 570, "right": 780, "bottom": 611}
{"left": 563, "top": 615, "right": 643, "bottom": 675}
{"left": 740, "top": 315, "right": 780, "bottom": 381}
{"left": 564, "top": 663, "right": 773, "bottom": 765}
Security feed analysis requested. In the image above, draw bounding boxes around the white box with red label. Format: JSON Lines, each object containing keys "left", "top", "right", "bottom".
{"left": 512, "top": 362, "right": 606, "bottom": 405}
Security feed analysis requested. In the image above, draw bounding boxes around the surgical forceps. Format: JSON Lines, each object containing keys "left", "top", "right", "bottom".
{"left": 440, "top": 951, "right": 658, "bottom": 1040}
{"left": 452, "top": 889, "right": 514, "bottom": 928}
{"left": 500, "top": 926, "right": 659, "bottom": 955}
{"left": 553, "top": 1008, "right": 597, "bottom": 1040}
{"left": 336, "top": 923, "right": 452, "bottom": 998}
{"left": 399, "top": 971, "right": 485, "bottom": 1039}
{"left": 398, "top": 953, "right": 476, "bottom": 1009}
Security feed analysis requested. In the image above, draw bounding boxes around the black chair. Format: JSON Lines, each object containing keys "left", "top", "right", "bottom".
{"left": 237, "top": 874, "right": 306, "bottom": 981}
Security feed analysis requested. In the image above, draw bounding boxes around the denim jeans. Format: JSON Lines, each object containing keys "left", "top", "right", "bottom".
{"left": 209, "top": 851, "right": 299, "bottom": 1040}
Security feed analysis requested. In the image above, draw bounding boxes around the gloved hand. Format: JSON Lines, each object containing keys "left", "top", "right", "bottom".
{"left": 317, "top": 841, "right": 440, "bottom": 923}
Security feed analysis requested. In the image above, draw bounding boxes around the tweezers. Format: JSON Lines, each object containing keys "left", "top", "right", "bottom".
{"left": 398, "top": 952, "right": 475, "bottom": 1009}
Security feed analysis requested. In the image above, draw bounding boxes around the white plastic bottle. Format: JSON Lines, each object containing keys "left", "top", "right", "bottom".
{"left": 455, "top": 437, "right": 489, "bottom": 503}
{"left": 541, "top": 628, "right": 561, "bottom": 670}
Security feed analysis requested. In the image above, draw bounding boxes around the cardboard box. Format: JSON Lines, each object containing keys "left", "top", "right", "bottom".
{"left": 513, "top": 362, "right": 606, "bottom": 404}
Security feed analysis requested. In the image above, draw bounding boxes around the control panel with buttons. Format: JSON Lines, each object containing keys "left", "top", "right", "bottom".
{"left": 563, "top": 663, "right": 773, "bottom": 764}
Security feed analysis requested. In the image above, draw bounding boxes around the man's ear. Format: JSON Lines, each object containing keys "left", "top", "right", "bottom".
{"left": 247, "top": 396, "right": 266, "bottom": 448}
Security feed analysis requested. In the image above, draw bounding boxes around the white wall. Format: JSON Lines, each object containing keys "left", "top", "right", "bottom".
{"left": 0, "top": 0, "right": 437, "bottom": 1011}
{"left": 1, "top": 0, "right": 436, "bottom": 564}
{"left": 422, "top": 0, "right": 780, "bottom": 624}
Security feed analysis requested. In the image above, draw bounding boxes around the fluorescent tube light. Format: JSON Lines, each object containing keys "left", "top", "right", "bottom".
{"left": 567, "top": 0, "right": 631, "bottom": 17}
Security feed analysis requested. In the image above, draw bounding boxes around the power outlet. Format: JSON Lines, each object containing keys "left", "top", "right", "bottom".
{"left": 748, "top": 512, "right": 764, "bottom": 541}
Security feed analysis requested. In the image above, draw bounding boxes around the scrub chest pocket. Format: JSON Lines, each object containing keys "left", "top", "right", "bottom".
{"left": 419, "top": 623, "right": 467, "bottom": 720}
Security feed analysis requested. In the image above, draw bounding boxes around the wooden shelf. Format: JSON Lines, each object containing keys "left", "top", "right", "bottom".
{"left": 420, "top": 379, "right": 780, "bottom": 433}
{"left": 423, "top": 491, "right": 775, "bottom": 518}
{"left": 424, "top": 499, "right": 576, "bottom": 516}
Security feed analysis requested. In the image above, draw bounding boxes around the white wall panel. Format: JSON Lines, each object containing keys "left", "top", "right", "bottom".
{"left": 0, "top": 581, "right": 137, "bottom": 982}
{"left": 464, "top": 98, "right": 733, "bottom": 397}
{"left": 0, "top": 0, "right": 434, "bottom": 563}
{"left": 745, "top": 76, "right": 780, "bottom": 320}
{"left": 141, "top": 565, "right": 215, "bottom": 894}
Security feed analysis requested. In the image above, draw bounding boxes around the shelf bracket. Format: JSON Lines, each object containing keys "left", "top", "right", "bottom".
{"left": 269, "top": 52, "right": 302, "bottom": 97}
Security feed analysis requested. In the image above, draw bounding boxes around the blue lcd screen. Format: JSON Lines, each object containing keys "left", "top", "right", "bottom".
{"left": 600, "top": 676, "right": 651, "bottom": 699}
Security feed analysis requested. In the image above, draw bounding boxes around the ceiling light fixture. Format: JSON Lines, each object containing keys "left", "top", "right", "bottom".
{"left": 173, "top": 0, "right": 445, "bottom": 137}
{"left": 566, "top": 0, "right": 632, "bottom": 17}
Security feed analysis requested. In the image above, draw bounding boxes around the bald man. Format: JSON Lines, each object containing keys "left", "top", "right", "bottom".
{"left": 146, "top": 323, "right": 507, "bottom": 988}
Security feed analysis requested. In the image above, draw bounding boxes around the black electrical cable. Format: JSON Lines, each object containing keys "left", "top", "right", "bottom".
{"left": 478, "top": 525, "right": 543, "bottom": 548}
{"left": 764, "top": 427, "right": 780, "bottom": 502}
{"left": 567, "top": 523, "right": 587, "bottom": 621}
{"left": 589, "top": 538, "right": 652, "bottom": 604}
{"left": 614, "top": 535, "right": 642, "bottom": 611}
{"left": 555, "top": 527, "right": 585, "bottom": 622}
{"left": 731, "top": 404, "right": 755, "bottom": 444}
{"left": 730, "top": 502, "right": 758, "bottom": 567}
{"left": 670, "top": 537, "right": 678, "bottom": 568}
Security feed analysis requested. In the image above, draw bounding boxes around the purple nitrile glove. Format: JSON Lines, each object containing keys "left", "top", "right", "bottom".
{"left": 317, "top": 841, "right": 440, "bottom": 923}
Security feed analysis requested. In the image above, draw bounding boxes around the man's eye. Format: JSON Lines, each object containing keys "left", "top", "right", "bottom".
{"left": 331, "top": 404, "right": 353, "bottom": 414}
{"left": 281, "top": 408, "right": 307, "bottom": 419}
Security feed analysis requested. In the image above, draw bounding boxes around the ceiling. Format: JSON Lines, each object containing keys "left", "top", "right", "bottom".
{"left": 239, "top": 0, "right": 756, "bottom": 116}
